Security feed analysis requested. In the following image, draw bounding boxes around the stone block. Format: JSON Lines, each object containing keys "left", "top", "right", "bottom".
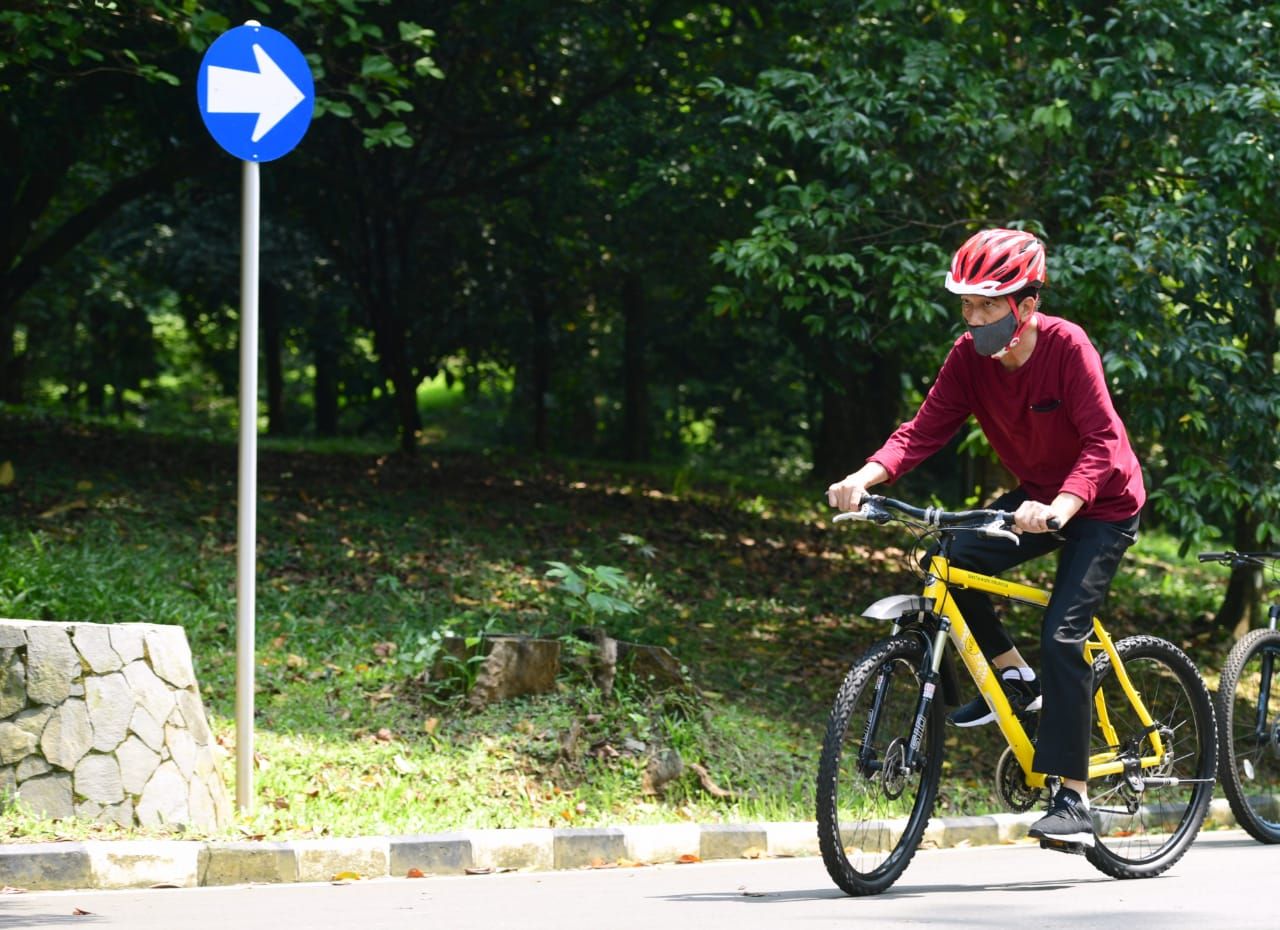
{"left": 75, "top": 752, "right": 124, "bottom": 805}
{"left": 389, "top": 834, "right": 473, "bottom": 876}
{"left": 25, "top": 625, "right": 79, "bottom": 705}
{"left": 40, "top": 698, "right": 92, "bottom": 770}
{"left": 129, "top": 705, "right": 165, "bottom": 751}
{"left": 200, "top": 842, "right": 300, "bottom": 886}
{"left": 553, "top": 828, "right": 627, "bottom": 869}
{"left": 109, "top": 625, "right": 146, "bottom": 664}
{"left": 700, "top": 824, "right": 768, "bottom": 861}
{"left": 117, "top": 735, "right": 161, "bottom": 795}
{"left": 72, "top": 624, "right": 123, "bottom": 674}
{"left": 468, "top": 828, "right": 554, "bottom": 871}
{"left": 85, "top": 672, "right": 133, "bottom": 751}
{"left": 123, "top": 660, "right": 176, "bottom": 732}
{"left": 620, "top": 823, "right": 700, "bottom": 863}
{"left": 0, "top": 651, "right": 26, "bottom": 718}
{"left": 0, "top": 720, "right": 37, "bottom": 764}
{"left": 939, "top": 815, "right": 999, "bottom": 848}
{"left": 0, "top": 842, "right": 92, "bottom": 891}
{"left": 293, "top": 838, "right": 389, "bottom": 883}
{"left": 136, "top": 760, "right": 189, "bottom": 827}
{"left": 2, "top": 620, "right": 229, "bottom": 832}
{"left": 16, "top": 754, "right": 50, "bottom": 782}
{"left": 88, "top": 839, "right": 201, "bottom": 889}
{"left": 145, "top": 628, "right": 196, "bottom": 689}
{"left": 765, "top": 821, "right": 820, "bottom": 858}
{"left": 16, "top": 771, "right": 74, "bottom": 818}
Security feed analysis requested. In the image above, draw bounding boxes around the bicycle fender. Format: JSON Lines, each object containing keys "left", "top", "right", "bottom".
{"left": 861, "top": 595, "right": 959, "bottom": 706}
{"left": 861, "top": 594, "right": 933, "bottom": 620}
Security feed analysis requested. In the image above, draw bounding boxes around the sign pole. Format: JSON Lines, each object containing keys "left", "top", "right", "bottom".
{"left": 235, "top": 157, "right": 260, "bottom": 813}
{"left": 196, "top": 17, "right": 313, "bottom": 818}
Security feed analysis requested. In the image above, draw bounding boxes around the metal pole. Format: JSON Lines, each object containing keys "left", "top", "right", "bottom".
{"left": 235, "top": 158, "right": 260, "bottom": 813}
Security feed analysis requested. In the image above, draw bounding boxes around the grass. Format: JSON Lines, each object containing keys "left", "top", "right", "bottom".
{"left": 0, "top": 412, "right": 1243, "bottom": 842}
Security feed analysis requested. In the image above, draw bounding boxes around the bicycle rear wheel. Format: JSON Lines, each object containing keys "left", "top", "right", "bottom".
{"left": 1216, "top": 627, "right": 1280, "bottom": 843}
{"left": 816, "top": 635, "right": 943, "bottom": 896}
{"left": 1085, "top": 635, "right": 1216, "bottom": 878}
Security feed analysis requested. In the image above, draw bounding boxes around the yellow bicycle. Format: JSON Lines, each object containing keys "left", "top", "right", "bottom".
{"left": 817, "top": 495, "right": 1217, "bottom": 895}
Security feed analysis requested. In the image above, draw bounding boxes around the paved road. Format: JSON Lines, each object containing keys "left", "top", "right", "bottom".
{"left": 3, "top": 831, "right": 1277, "bottom": 929}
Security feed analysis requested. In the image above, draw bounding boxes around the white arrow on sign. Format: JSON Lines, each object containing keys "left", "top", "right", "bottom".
{"left": 206, "top": 43, "right": 306, "bottom": 143}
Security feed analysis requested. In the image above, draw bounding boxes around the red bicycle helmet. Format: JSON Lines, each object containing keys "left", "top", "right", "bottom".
{"left": 945, "top": 229, "right": 1047, "bottom": 296}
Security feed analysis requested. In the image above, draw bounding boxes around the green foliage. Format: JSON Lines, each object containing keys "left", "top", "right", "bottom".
{"left": 0, "top": 419, "right": 1248, "bottom": 838}
{"left": 543, "top": 561, "right": 644, "bottom": 630}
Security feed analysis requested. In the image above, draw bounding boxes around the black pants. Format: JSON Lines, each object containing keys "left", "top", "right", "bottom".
{"left": 937, "top": 488, "right": 1139, "bottom": 781}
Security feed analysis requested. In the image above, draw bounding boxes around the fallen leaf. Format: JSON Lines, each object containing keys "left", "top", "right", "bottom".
{"left": 741, "top": 846, "right": 766, "bottom": 860}
{"left": 677, "top": 854, "right": 701, "bottom": 864}
{"left": 72, "top": 908, "right": 93, "bottom": 916}
{"left": 464, "top": 867, "right": 493, "bottom": 875}
{"left": 39, "top": 499, "right": 89, "bottom": 519}
{"left": 332, "top": 871, "right": 362, "bottom": 882}
{"left": 422, "top": 717, "right": 439, "bottom": 735}
{"left": 406, "top": 868, "right": 427, "bottom": 878}
{"left": 0, "top": 886, "right": 27, "bottom": 895}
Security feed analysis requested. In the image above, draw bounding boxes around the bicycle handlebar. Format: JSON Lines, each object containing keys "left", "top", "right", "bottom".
{"left": 1198, "top": 550, "right": 1280, "bottom": 566}
{"left": 833, "top": 494, "right": 1060, "bottom": 544}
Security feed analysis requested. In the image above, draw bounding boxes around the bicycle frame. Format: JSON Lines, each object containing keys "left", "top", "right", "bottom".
{"left": 910, "top": 553, "right": 1168, "bottom": 789}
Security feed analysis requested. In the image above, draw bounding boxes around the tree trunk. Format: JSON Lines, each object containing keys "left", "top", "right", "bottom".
{"left": 85, "top": 301, "right": 106, "bottom": 416}
{"left": 621, "top": 272, "right": 650, "bottom": 461}
{"left": 529, "top": 281, "right": 552, "bottom": 455}
{"left": 1214, "top": 509, "right": 1265, "bottom": 636}
{"left": 0, "top": 314, "right": 22, "bottom": 404}
{"left": 263, "top": 298, "right": 285, "bottom": 436}
{"left": 812, "top": 351, "right": 902, "bottom": 482}
{"left": 312, "top": 325, "right": 339, "bottom": 437}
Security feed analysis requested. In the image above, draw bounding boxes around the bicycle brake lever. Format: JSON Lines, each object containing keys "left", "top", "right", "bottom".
{"left": 977, "top": 518, "right": 1020, "bottom": 545}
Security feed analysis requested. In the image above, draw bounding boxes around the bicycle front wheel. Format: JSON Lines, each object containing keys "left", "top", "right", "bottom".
{"left": 1086, "top": 635, "right": 1216, "bottom": 878}
{"left": 1216, "top": 627, "right": 1280, "bottom": 843}
{"left": 816, "top": 635, "right": 943, "bottom": 896}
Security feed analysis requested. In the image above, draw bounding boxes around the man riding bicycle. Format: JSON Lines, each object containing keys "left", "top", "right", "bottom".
{"left": 827, "top": 228, "right": 1145, "bottom": 849}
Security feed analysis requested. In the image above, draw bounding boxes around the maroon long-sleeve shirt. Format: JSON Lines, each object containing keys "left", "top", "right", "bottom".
{"left": 870, "top": 314, "right": 1146, "bottom": 522}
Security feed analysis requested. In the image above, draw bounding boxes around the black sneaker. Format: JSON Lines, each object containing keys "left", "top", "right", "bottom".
{"left": 1029, "top": 787, "right": 1096, "bottom": 847}
{"left": 948, "top": 668, "right": 1042, "bottom": 727}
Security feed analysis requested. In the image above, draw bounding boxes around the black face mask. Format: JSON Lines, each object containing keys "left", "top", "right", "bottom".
{"left": 967, "top": 311, "right": 1018, "bottom": 357}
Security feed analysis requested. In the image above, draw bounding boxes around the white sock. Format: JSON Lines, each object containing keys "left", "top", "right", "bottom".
{"left": 999, "top": 665, "right": 1036, "bottom": 682}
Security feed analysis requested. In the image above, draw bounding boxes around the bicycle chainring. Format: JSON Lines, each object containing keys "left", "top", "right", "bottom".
{"left": 995, "top": 746, "right": 1044, "bottom": 813}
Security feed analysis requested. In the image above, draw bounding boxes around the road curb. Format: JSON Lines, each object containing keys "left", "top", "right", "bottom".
{"left": 0, "top": 800, "right": 1239, "bottom": 891}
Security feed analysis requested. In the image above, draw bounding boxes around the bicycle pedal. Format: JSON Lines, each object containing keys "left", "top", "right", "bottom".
{"left": 1038, "top": 837, "right": 1087, "bottom": 856}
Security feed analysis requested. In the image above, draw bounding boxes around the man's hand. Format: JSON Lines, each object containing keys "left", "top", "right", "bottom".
{"left": 827, "top": 476, "right": 868, "bottom": 512}
{"left": 826, "top": 463, "right": 889, "bottom": 512}
{"left": 1013, "top": 492, "right": 1083, "bottom": 533}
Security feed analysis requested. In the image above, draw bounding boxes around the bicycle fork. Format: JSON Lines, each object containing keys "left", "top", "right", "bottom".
{"left": 858, "top": 621, "right": 948, "bottom": 780}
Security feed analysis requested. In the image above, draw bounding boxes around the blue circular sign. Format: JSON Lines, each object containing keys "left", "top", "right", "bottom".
{"left": 197, "top": 23, "right": 314, "bottom": 163}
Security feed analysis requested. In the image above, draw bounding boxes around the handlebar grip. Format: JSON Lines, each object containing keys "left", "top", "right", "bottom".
{"left": 1198, "top": 552, "right": 1229, "bottom": 562}
{"left": 1047, "top": 517, "right": 1060, "bottom": 531}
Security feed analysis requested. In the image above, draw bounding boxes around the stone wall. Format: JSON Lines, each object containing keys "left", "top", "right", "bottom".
{"left": 0, "top": 619, "right": 231, "bottom": 831}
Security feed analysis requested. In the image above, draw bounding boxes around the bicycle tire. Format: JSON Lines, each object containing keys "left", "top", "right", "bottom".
{"left": 1215, "top": 626, "right": 1280, "bottom": 843}
{"left": 816, "top": 635, "right": 943, "bottom": 896}
{"left": 1084, "top": 635, "right": 1216, "bottom": 878}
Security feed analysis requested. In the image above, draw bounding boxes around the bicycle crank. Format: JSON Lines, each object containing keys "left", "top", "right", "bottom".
{"left": 994, "top": 746, "right": 1045, "bottom": 812}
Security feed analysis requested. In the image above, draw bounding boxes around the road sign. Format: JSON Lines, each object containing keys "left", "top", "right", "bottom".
{"left": 197, "top": 23, "right": 314, "bottom": 162}
{"left": 194, "top": 20, "right": 315, "bottom": 814}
